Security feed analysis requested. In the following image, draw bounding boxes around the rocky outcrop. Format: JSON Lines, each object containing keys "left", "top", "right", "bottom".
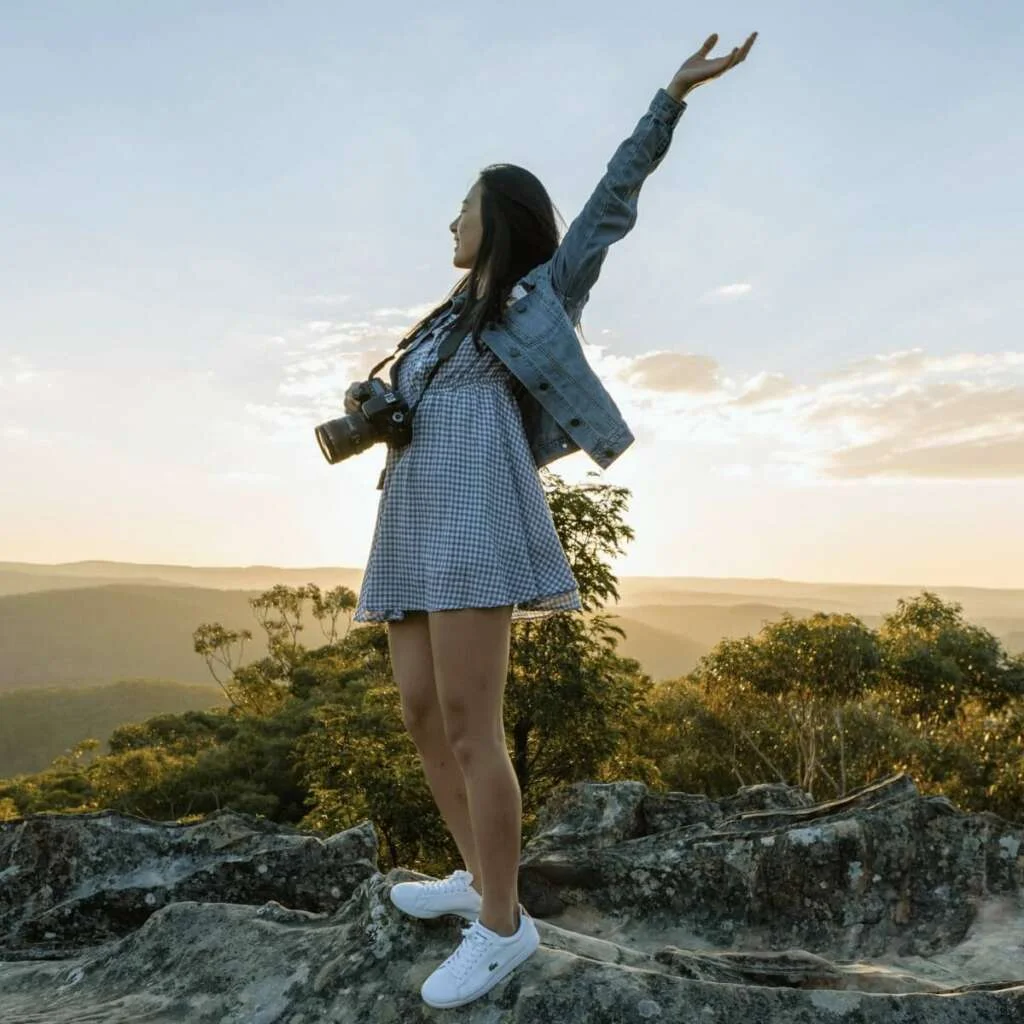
{"left": 0, "top": 806, "right": 377, "bottom": 955}
{"left": 0, "top": 773, "right": 1021, "bottom": 1023}
{"left": 519, "top": 773, "right": 1022, "bottom": 959}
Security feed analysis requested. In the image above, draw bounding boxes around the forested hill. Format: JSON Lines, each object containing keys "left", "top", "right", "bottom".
{"left": 0, "top": 679, "right": 227, "bottom": 777}
{"left": 0, "top": 584, "right": 271, "bottom": 691}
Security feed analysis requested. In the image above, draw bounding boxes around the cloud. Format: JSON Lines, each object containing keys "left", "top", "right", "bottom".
{"left": 372, "top": 303, "right": 437, "bottom": 320}
{"left": 823, "top": 348, "right": 1024, "bottom": 384}
{"left": 810, "top": 378, "right": 1024, "bottom": 479}
{"left": 829, "top": 434, "right": 1024, "bottom": 479}
{"left": 0, "top": 355, "right": 53, "bottom": 389}
{"left": 730, "top": 372, "right": 798, "bottom": 406}
{"left": 700, "top": 282, "right": 753, "bottom": 303}
{"left": 244, "top": 401, "right": 317, "bottom": 439}
{"left": 266, "top": 282, "right": 1024, "bottom": 483}
{"left": 608, "top": 340, "right": 1024, "bottom": 480}
{"left": 250, "top": 297, "right": 443, "bottom": 430}
{"left": 617, "top": 351, "right": 722, "bottom": 393}
{"left": 808, "top": 380, "right": 1024, "bottom": 434}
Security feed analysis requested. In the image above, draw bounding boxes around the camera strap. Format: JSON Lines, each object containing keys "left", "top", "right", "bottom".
{"left": 366, "top": 293, "right": 467, "bottom": 387}
{"left": 370, "top": 282, "right": 530, "bottom": 489}
{"left": 371, "top": 284, "right": 526, "bottom": 425}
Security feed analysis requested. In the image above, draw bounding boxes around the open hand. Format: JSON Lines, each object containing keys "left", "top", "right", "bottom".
{"left": 668, "top": 32, "right": 757, "bottom": 102}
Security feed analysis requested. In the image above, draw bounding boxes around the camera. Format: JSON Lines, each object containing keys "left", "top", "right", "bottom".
{"left": 315, "top": 378, "right": 412, "bottom": 465}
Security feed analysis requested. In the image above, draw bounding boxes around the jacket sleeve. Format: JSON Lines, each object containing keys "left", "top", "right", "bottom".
{"left": 549, "top": 88, "right": 687, "bottom": 320}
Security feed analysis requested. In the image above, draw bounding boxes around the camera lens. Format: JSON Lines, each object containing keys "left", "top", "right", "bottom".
{"left": 314, "top": 414, "right": 375, "bottom": 464}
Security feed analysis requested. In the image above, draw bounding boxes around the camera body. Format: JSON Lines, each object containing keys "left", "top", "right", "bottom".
{"left": 315, "top": 378, "right": 412, "bottom": 465}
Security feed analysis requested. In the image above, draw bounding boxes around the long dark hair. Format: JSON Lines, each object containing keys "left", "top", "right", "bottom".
{"left": 399, "top": 164, "right": 589, "bottom": 353}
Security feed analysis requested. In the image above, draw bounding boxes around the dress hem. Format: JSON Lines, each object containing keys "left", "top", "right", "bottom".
{"left": 354, "top": 587, "right": 582, "bottom": 624}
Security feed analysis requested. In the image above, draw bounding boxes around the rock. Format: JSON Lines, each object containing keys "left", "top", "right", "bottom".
{"left": 0, "top": 807, "right": 377, "bottom": 955}
{"left": 718, "top": 781, "right": 815, "bottom": 816}
{"left": 0, "top": 774, "right": 1021, "bottom": 1022}
{"left": 519, "top": 773, "right": 1024, "bottom": 961}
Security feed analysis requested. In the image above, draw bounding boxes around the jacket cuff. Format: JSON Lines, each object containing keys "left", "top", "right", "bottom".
{"left": 650, "top": 88, "right": 687, "bottom": 127}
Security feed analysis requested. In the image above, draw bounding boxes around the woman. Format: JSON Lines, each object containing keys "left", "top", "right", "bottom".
{"left": 349, "top": 32, "right": 756, "bottom": 1010}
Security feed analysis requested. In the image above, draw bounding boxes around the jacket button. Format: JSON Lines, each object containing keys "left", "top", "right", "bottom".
{"left": 538, "top": 381, "right": 549, "bottom": 390}
{"left": 569, "top": 417, "right": 580, "bottom": 427}
{"left": 603, "top": 448, "right": 614, "bottom": 459}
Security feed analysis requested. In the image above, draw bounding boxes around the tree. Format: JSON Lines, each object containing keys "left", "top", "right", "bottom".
{"left": 296, "top": 676, "right": 453, "bottom": 872}
{"left": 504, "top": 471, "right": 659, "bottom": 820}
{"left": 692, "top": 612, "right": 882, "bottom": 797}
{"left": 878, "top": 591, "right": 1024, "bottom": 721}
{"left": 193, "top": 583, "right": 359, "bottom": 714}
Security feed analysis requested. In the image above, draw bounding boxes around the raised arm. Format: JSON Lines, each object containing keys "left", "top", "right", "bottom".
{"left": 548, "top": 89, "right": 685, "bottom": 321}
{"left": 549, "top": 32, "right": 757, "bottom": 321}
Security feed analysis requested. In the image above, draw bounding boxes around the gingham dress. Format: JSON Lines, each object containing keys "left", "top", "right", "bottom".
{"left": 354, "top": 295, "right": 582, "bottom": 623}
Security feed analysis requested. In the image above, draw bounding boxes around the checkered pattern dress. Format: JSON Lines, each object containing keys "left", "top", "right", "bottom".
{"left": 354, "top": 297, "right": 583, "bottom": 624}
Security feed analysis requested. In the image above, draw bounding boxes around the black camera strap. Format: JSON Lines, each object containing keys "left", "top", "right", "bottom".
{"left": 368, "top": 293, "right": 477, "bottom": 429}
{"left": 368, "top": 282, "right": 529, "bottom": 489}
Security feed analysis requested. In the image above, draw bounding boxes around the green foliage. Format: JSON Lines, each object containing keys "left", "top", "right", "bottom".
{"left": 542, "top": 470, "right": 634, "bottom": 612}
{"left": 647, "top": 594, "right": 1024, "bottom": 820}
{"left": 877, "top": 591, "right": 1024, "bottom": 720}
{"left": 690, "top": 612, "right": 881, "bottom": 796}
{"left": 3, "top": 489, "right": 1023, "bottom": 856}
{"left": 297, "top": 668, "right": 455, "bottom": 873}
{"left": 644, "top": 677, "right": 740, "bottom": 795}
{"left": 501, "top": 471, "right": 659, "bottom": 826}
{"left": 507, "top": 612, "right": 658, "bottom": 824}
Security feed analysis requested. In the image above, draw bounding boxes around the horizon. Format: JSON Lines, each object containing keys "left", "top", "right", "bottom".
{"left": 5, "top": 558, "right": 1024, "bottom": 596}
{"left": 2, "top": 2, "right": 1022, "bottom": 588}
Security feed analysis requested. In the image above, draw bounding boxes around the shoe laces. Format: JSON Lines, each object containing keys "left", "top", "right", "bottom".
{"left": 422, "top": 869, "right": 473, "bottom": 895}
{"left": 440, "top": 921, "right": 491, "bottom": 984}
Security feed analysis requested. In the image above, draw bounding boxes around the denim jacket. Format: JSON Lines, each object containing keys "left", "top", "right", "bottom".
{"left": 377, "top": 88, "right": 686, "bottom": 490}
{"left": 481, "top": 87, "right": 687, "bottom": 471}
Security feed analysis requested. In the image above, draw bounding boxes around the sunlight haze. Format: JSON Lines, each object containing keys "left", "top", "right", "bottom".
{"left": 2, "top": 1, "right": 1022, "bottom": 587}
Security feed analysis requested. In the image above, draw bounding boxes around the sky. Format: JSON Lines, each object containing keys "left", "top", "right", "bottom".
{"left": 1, "top": 1, "right": 1022, "bottom": 587}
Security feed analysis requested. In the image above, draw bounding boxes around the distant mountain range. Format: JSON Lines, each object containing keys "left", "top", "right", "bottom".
{"left": 1, "top": 560, "right": 1021, "bottom": 779}
{"left": 1, "top": 560, "right": 1021, "bottom": 695}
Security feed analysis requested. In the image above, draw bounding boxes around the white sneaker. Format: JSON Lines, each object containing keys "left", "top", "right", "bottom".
{"left": 389, "top": 869, "right": 483, "bottom": 921}
{"left": 420, "top": 905, "right": 541, "bottom": 1009}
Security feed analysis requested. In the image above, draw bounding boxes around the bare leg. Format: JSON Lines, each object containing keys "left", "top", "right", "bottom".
{"left": 429, "top": 605, "right": 520, "bottom": 936}
{"left": 387, "top": 611, "right": 480, "bottom": 891}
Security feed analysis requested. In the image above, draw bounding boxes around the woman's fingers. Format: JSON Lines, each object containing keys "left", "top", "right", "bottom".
{"left": 702, "top": 48, "right": 736, "bottom": 80}
{"left": 344, "top": 382, "right": 362, "bottom": 414}
{"left": 669, "top": 31, "right": 755, "bottom": 97}
{"left": 692, "top": 32, "right": 755, "bottom": 77}
{"left": 713, "top": 34, "right": 755, "bottom": 76}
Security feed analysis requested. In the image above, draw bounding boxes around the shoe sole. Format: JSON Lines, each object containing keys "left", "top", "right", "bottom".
{"left": 421, "top": 931, "right": 541, "bottom": 1009}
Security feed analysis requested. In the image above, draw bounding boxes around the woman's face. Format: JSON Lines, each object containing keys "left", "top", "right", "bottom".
{"left": 450, "top": 179, "right": 483, "bottom": 270}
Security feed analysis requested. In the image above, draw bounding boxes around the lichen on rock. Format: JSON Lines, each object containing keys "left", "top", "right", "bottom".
{"left": 0, "top": 774, "right": 1021, "bottom": 1022}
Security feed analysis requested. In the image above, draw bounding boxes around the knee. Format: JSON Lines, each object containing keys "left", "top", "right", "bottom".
{"left": 443, "top": 712, "right": 502, "bottom": 769}
{"left": 400, "top": 693, "right": 443, "bottom": 745}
